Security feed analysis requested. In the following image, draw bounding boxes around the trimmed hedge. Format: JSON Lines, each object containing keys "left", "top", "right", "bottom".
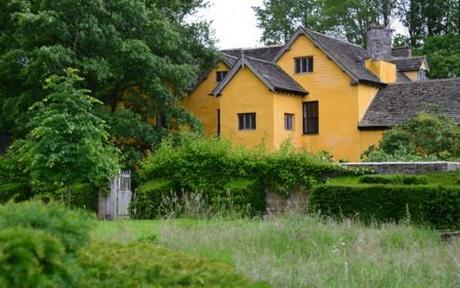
{"left": 309, "top": 184, "right": 460, "bottom": 229}
{"left": 130, "top": 178, "right": 266, "bottom": 219}
{"left": 129, "top": 179, "right": 174, "bottom": 219}
{"left": 358, "top": 175, "right": 429, "bottom": 185}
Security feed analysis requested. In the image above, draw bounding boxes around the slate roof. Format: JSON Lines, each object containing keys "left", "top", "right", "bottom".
{"left": 359, "top": 78, "right": 460, "bottom": 128}
{"left": 221, "top": 46, "right": 284, "bottom": 62}
{"left": 390, "top": 56, "right": 426, "bottom": 72}
{"left": 396, "top": 71, "right": 412, "bottom": 83}
{"left": 212, "top": 56, "right": 307, "bottom": 96}
{"left": 391, "top": 47, "right": 411, "bottom": 58}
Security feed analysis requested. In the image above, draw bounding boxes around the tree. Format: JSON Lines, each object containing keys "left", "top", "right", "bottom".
{"left": 0, "top": 0, "right": 217, "bottom": 168}
{"left": 15, "top": 69, "right": 120, "bottom": 193}
{"left": 415, "top": 33, "right": 460, "bottom": 78}
{"left": 362, "top": 113, "right": 460, "bottom": 162}
{"left": 253, "top": 0, "right": 397, "bottom": 46}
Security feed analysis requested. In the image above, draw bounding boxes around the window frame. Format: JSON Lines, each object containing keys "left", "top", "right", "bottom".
{"left": 418, "top": 69, "right": 426, "bottom": 81}
{"left": 284, "top": 113, "right": 295, "bottom": 131}
{"left": 238, "top": 113, "right": 256, "bottom": 131}
{"left": 216, "top": 71, "right": 228, "bottom": 82}
{"left": 295, "top": 56, "right": 314, "bottom": 74}
{"left": 302, "top": 101, "right": 319, "bottom": 135}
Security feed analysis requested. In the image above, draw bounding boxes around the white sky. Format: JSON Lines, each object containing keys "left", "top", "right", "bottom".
{"left": 192, "top": 0, "right": 407, "bottom": 50}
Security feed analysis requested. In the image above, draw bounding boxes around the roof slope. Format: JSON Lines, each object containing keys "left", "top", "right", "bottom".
{"left": 221, "top": 46, "right": 284, "bottom": 62}
{"left": 212, "top": 56, "right": 307, "bottom": 96}
{"left": 359, "top": 78, "right": 460, "bottom": 128}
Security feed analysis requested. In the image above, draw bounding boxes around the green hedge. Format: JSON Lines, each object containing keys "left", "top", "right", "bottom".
{"left": 309, "top": 184, "right": 460, "bottom": 229}
{"left": 130, "top": 178, "right": 266, "bottom": 219}
{"left": 358, "top": 175, "right": 429, "bottom": 185}
{"left": 0, "top": 182, "right": 31, "bottom": 203}
{"left": 129, "top": 179, "right": 174, "bottom": 219}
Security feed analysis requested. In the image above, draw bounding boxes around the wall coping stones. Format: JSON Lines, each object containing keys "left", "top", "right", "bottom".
{"left": 341, "top": 161, "right": 460, "bottom": 175}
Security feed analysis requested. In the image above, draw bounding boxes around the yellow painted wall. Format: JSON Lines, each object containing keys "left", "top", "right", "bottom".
{"left": 359, "top": 130, "right": 385, "bottom": 158}
{"left": 404, "top": 71, "right": 418, "bottom": 81}
{"left": 181, "top": 62, "right": 227, "bottom": 136}
{"left": 276, "top": 34, "right": 366, "bottom": 161}
{"left": 273, "top": 93, "right": 303, "bottom": 149}
{"left": 219, "top": 67, "right": 275, "bottom": 149}
{"left": 365, "top": 60, "right": 397, "bottom": 83}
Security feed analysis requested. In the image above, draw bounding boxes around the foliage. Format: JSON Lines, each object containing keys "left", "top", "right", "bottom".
{"left": 0, "top": 228, "right": 71, "bottom": 288}
{"left": 254, "top": 0, "right": 398, "bottom": 46}
{"left": 78, "top": 241, "right": 268, "bottom": 288}
{"left": 362, "top": 113, "right": 460, "bottom": 162}
{"left": 358, "top": 174, "right": 428, "bottom": 185}
{"left": 136, "top": 134, "right": 344, "bottom": 218}
{"left": 129, "top": 179, "right": 174, "bottom": 219}
{"left": 415, "top": 33, "right": 460, "bottom": 78}
{"left": 0, "top": 201, "right": 93, "bottom": 253}
{"left": 6, "top": 70, "right": 120, "bottom": 195}
{"left": 310, "top": 184, "right": 460, "bottom": 228}
{"left": 0, "top": 0, "right": 217, "bottom": 168}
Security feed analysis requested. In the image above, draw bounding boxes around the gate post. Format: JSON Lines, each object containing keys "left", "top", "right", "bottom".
{"left": 98, "top": 170, "right": 132, "bottom": 220}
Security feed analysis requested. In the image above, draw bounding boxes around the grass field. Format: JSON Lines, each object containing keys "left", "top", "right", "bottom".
{"left": 94, "top": 216, "right": 460, "bottom": 288}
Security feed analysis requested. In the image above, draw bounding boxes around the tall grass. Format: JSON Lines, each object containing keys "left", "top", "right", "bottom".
{"left": 95, "top": 217, "right": 460, "bottom": 288}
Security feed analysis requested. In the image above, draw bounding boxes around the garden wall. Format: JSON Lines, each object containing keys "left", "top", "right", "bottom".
{"left": 341, "top": 161, "right": 460, "bottom": 175}
{"left": 265, "top": 188, "right": 309, "bottom": 216}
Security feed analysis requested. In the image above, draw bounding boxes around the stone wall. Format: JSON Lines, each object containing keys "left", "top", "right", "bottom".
{"left": 265, "top": 188, "right": 309, "bottom": 216}
{"left": 341, "top": 161, "right": 460, "bottom": 175}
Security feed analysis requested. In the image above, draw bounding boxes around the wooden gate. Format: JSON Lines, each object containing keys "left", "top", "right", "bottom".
{"left": 98, "top": 170, "right": 132, "bottom": 220}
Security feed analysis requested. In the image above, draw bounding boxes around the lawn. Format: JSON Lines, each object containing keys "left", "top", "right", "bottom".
{"left": 94, "top": 217, "right": 460, "bottom": 288}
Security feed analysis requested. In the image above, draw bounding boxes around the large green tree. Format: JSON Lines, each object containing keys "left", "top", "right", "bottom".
{"left": 0, "top": 0, "right": 217, "bottom": 167}
{"left": 254, "top": 0, "right": 397, "bottom": 46}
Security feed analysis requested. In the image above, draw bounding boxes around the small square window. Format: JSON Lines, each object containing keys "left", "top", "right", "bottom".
{"left": 238, "top": 113, "right": 256, "bottom": 130}
{"left": 284, "top": 113, "right": 294, "bottom": 130}
{"left": 216, "top": 71, "right": 228, "bottom": 82}
{"left": 295, "top": 56, "right": 314, "bottom": 73}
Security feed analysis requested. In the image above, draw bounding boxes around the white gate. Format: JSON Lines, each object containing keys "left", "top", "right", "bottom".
{"left": 98, "top": 170, "right": 132, "bottom": 220}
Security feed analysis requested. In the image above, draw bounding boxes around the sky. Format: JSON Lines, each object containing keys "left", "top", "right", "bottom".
{"left": 192, "top": 0, "right": 407, "bottom": 50}
{"left": 193, "top": 0, "right": 265, "bottom": 49}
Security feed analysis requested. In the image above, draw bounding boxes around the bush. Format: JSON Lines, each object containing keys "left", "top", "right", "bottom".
{"left": 222, "top": 179, "right": 266, "bottom": 216}
{"left": 359, "top": 175, "right": 429, "bottom": 185}
{"left": 137, "top": 134, "right": 344, "bottom": 218}
{"left": 129, "top": 179, "right": 174, "bottom": 219}
{"left": 58, "top": 183, "right": 99, "bottom": 212}
{"left": 0, "top": 201, "right": 93, "bottom": 253}
{"left": 0, "top": 228, "right": 72, "bottom": 287}
{"left": 78, "top": 242, "right": 268, "bottom": 287}
{"left": 309, "top": 184, "right": 460, "bottom": 228}
{"left": 0, "top": 182, "right": 32, "bottom": 203}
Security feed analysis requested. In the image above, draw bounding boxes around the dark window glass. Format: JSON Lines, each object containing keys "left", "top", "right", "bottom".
{"left": 303, "top": 102, "right": 319, "bottom": 134}
{"left": 238, "top": 113, "right": 256, "bottom": 130}
{"left": 217, "top": 109, "right": 221, "bottom": 136}
{"left": 216, "top": 71, "right": 228, "bottom": 82}
{"left": 156, "top": 113, "right": 167, "bottom": 128}
{"left": 295, "top": 56, "right": 314, "bottom": 73}
{"left": 284, "top": 113, "right": 294, "bottom": 130}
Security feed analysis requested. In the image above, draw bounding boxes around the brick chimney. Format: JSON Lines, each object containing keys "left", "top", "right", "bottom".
{"left": 367, "top": 27, "right": 394, "bottom": 60}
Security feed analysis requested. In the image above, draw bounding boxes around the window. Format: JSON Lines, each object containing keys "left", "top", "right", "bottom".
{"left": 217, "top": 109, "right": 221, "bottom": 136}
{"left": 156, "top": 113, "right": 167, "bottom": 128}
{"left": 216, "top": 71, "right": 228, "bottom": 82}
{"left": 284, "top": 113, "right": 295, "bottom": 131}
{"left": 303, "top": 102, "right": 319, "bottom": 134}
{"left": 418, "top": 69, "right": 426, "bottom": 81}
{"left": 295, "top": 56, "right": 314, "bottom": 73}
{"left": 238, "top": 113, "right": 256, "bottom": 130}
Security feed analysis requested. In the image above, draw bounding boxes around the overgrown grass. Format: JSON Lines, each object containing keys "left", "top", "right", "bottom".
{"left": 95, "top": 217, "right": 460, "bottom": 287}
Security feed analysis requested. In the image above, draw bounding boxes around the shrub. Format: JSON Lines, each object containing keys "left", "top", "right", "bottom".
{"left": 78, "top": 242, "right": 268, "bottom": 287}
{"left": 0, "top": 182, "right": 32, "bottom": 203}
{"left": 0, "top": 228, "right": 72, "bottom": 287}
{"left": 58, "top": 183, "right": 99, "bottom": 212}
{"left": 358, "top": 175, "right": 429, "bottom": 185}
{"left": 309, "top": 184, "right": 460, "bottom": 228}
{"left": 0, "top": 201, "right": 93, "bottom": 253}
{"left": 221, "top": 179, "right": 266, "bottom": 216}
{"left": 129, "top": 179, "right": 174, "bottom": 219}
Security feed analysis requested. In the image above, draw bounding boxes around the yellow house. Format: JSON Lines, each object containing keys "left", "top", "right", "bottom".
{"left": 182, "top": 26, "right": 460, "bottom": 161}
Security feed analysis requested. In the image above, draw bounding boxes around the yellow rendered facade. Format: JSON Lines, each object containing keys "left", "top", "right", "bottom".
{"left": 183, "top": 34, "right": 408, "bottom": 161}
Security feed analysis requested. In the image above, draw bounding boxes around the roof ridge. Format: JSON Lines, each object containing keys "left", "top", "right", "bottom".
{"left": 387, "top": 78, "right": 460, "bottom": 85}
{"left": 244, "top": 55, "right": 276, "bottom": 65}
{"left": 391, "top": 56, "right": 426, "bottom": 60}
{"left": 302, "top": 27, "right": 365, "bottom": 49}
{"left": 222, "top": 53, "right": 238, "bottom": 59}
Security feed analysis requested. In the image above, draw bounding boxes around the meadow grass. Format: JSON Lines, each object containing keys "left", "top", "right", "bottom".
{"left": 95, "top": 216, "right": 460, "bottom": 288}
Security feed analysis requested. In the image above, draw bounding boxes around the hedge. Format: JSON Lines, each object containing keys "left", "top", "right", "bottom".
{"left": 358, "top": 175, "right": 429, "bottom": 185}
{"left": 130, "top": 178, "right": 266, "bottom": 219}
{"left": 309, "top": 184, "right": 460, "bottom": 229}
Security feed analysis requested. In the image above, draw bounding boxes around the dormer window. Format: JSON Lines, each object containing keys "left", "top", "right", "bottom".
{"left": 216, "top": 71, "right": 228, "bottom": 82}
{"left": 418, "top": 69, "right": 427, "bottom": 81}
{"left": 295, "top": 56, "right": 314, "bottom": 74}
